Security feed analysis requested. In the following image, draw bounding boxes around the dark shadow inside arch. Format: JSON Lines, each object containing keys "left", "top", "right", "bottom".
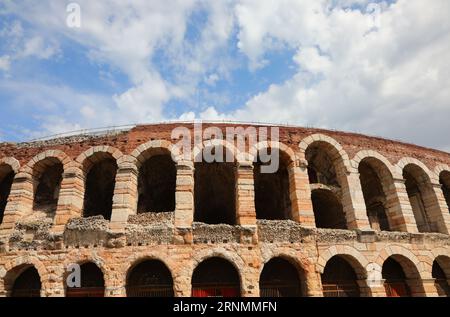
{"left": 321, "top": 256, "right": 361, "bottom": 297}
{"left": 439, "top": 171, "right": 450, "bottom": 212}
{"left": 259, "top": 257, "right": 305, "bottom": 297}
{"left": 194, "top": 159, "right": 236, "bottom": 225}
{"left": 311, "top": 189, "right": 347, "bottom": 229}
{"left": 192, "top": 257, "right": 240, "bottom": 297}
{"left": 83, "top": 158, "right": 117, "bottom": 220}
{"left": 306, "top": 144, "right": 340, "bottom": 187}
{"left": 66, "top": 262, "right": 105, "bottom": 297}
{"left": 403, "top": 165, "right": 437, "bottom": 233}
{"left": 358, "top": 160, "right": 390, "bottom": 231}
{"left": 137, "top": 154, "right": 176, "bottom": 213}
{"left": 33, "top": 159, "right": 63, "bottom": 213}
{"left": 0, "top": 165, "right": 14, "bottom": 224}
{"left": 10, "top": 266, "right": 41, "bottom": 297}
{"left": 254, "top": 150, "right": 291, "bottom": 220}
{"left": 126, "top": 260, "right": 174, "bottom": 297}
{"left": 382, "top": 257, "right": 412, "bottom": 297}
{"left": 433, "top": 258, "right": 450, "bottom": 297}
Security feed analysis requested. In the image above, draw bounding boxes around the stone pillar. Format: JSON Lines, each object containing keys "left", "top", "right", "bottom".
{"left": 420, "top": 278, "right": 440, "bottom": 297}
{"left": 407, "top": 278, "right": 429, "bottom": 297}
{"left": 339, "top": 171, "right": 371, "bottom": 230}
{"left": 235, "top": 161, "right": 256, "bottom": 226}
{"left": 290, "top": 160, "right": 315, "bottom": 227}
{"left": 0, "top": 172, "right": 33, "bottom": 234}
{"left": 391, "top": 178, "right": 419, "bottom": 233}
{"left": 305, "top": 270, "right": 324, "bottom": 297}
{"left": 52, "top": 166, "right": 84, "bottom": 233}
{"left": 110, "top": 166, "right": 138, "bottom": 232}
{"left": 368, "top": 280, "right": 388, "bottom": 297}
{"left": 423, "top": 183, "right": 450, "bottom": 234}
{"left": 174, "top": 160, "right": 195, "bottom": 229}
{"left": 356, "top": 279, "right": 372, "bottom": 297}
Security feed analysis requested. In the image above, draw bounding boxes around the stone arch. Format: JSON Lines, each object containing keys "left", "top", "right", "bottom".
{"left": 115, "top": 251, "right": 178, "bottom": 295}
{"left": 2, "top": 256, "right": 49, "bottom": 297}
{"left": 76, "top": 147, "right": 122, "bottom": 220}
{"left": 62, "top": 256, "right": 107, "bottom": 297}
{"left": 436, "top": 165, "right": 450, "bottom": 212}
{"left": 131, "top": 140, "right": 180, "bottom": 168}
{"left": 300, "top": 134, "right": 365, "bottom": 230}
{"left": 299, "top": 133, "right": 351, "bottom": 172}
{"left": 400, "top": 159, "right": 444, "bottom": 233}
{"left": 125, "top": 255, "right": 175, "bottom": 297}
{"left": 316, "top": 246, "right": 369, "bottom": 279}
{"left": 24, "top": 150, "right": 71, "bottom": 214}
{"left": 435, "top": 164, "right": 450, "bottom": 179}
{"left": 62, "top": 253, "right": 110, "bottom": 283}
{"left": 429, "top": 247, "right": 450, "bottom": 278}
{"left": 251, "top": 141, "right": 297, "bottom": 165}
{"left": 252, "top": 141, "right": 297, "bottom": 221}
{"left": 353, "top": 151, "right": 401, "bottom": 232}
{"left": 193, "top": 140, "right": 238, "bottom": 225}
{"left": 0, "top": 158, "right": 19, "bottom": 223}
{"left": 260, "top": 248, "right": 311, "bottom": 274}
{"left": 259, "top": 249, "right": 311, "bottom": 297}
{"left": 396, "top": 157, "right": 437, "bottom": 183}
{"left": 317, "top": 247, "right": 370, "bottom": 297}
{"left": 352, "top": 150, "right": 399, "bottom": 178}
{"left": 76, "top": 146, "right": 124, "bottom": 173}
{"left": 186, "top": 247, "right": 246, "bottom": 296}
{"left": 193, "top": 139, "right": 241, "bottom": 163}
{"left": 375, "top": 245, "right": 425, "bottom": 279}
{"left": 125, "top": 256, "right": 176, "bottom": 284}
{"left": 25, "top": 150, "right": 72, "bottom": 174}
{"left": 0, "top": 157, "right": 20, "bottom": 174}
{"left": 131, "top": 141, "right": 177, "bottom": 214}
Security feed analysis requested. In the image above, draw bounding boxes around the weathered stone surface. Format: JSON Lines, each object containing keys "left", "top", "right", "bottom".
{"left": 0, "top": 123, "right": 449, "bottom": 297}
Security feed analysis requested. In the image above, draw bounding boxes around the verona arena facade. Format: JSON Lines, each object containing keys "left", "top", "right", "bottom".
{"left": 0, "top": 122, "right": 449, "bottom": 297}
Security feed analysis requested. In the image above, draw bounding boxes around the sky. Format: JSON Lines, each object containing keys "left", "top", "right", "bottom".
{"left": 0, "top": 0, "right": 449, "bottom": 152}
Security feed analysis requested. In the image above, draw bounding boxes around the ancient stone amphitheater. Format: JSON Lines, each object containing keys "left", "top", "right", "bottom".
{"left": 0, "top": 122, "right": 449, "bottom": 298}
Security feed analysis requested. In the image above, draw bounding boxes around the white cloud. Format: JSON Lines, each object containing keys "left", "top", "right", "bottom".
{"left": 0, "top": 55, "right": 11, "bottom": 72}
{"left": 1, "top": 0, "right": 450, "bottom": 151}
{"left": 20, "top": 36, "right": 60, "bottom": 59}
{"left": 222, "top": 0, "right": 450, "bottom": 151}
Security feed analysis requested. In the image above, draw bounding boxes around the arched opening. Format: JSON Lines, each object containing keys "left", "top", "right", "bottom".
{"left": 137, "top": 153, "right": 176, "bottom": 213}
{"left": 259, "top": 257, "right": 304, "bottom": 297}
{"left": 382, "top": 257, "right": 412, "bottom": 297}
{"left": 126, "top": 260, "right": 174, "bottom": 297}
{"left": 311, "top": 189, "right": 347, "bottom": 229}
{"left": 83, "top": 156, "right": 117, "bottom": 220}
{"left": 403, "top": 165, "right": 437, "bottom": 233}
{"left": 254, "top": 149, "right": 292, "bottom": 220}
{"left": 194, "top": 149, "right": 236, "bottom": 225}
{"left": 439, "top": 171, "right": 450, "bottom": 212}
{"left": 306, "top": 143, "right": 347, "bottom": 229}
{"left": 10, "top": 266, "right": 41, "bottom": 297}
{"left": 321, "top": 256, "right": 360, "bottom": 297}
{"left": 66, "top": 262, "right": 105, "bottom": 297}
{"left": 192, "top": 257, "right": 240, "bottom": 297}
{"left": 0, "top": 164, "right": 14, "bottom": 224}
{"left": 433, "top": 258, "right": 450, "bottom": 297}
{"left": 32, "top": 158, "right": 63, "bottom": 214}
{"left": 358, "top": 160, "right": 390, "bottom": 231}
{"left": 306, "top": 143, "right": 340, "bottom": 187}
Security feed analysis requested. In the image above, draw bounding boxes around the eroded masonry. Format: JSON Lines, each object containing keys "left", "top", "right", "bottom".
{"left": 0, "top": 123, "right": 450, "bottom": 297}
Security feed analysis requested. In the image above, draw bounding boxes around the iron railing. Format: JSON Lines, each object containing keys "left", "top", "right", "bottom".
{"left": 126, "top": 285, "right": 174, "bottom": 297}
{"left": 322, "top": 283, "right": 360, "bottom": 297}
{"left": 66, "top": 287, "right": 105, "bottom": 297}
{"left": 260, "top": 286, "right": 302, "bottom": 297}
{"left": 11, "top": 289, "right": 41, "bottom": 297}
